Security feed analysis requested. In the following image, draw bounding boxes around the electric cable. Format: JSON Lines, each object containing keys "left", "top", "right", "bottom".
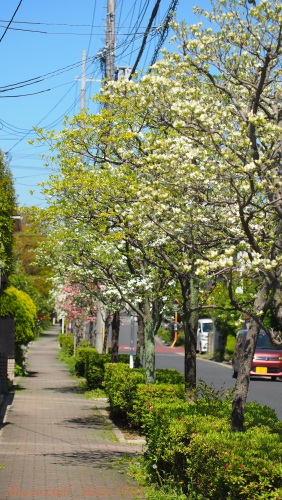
{"left": 3, "top": 0, "right": 182, "bottom": 201}
{"left": 114, "top": 0, "right": 150, "bottom": 62}
{"left": 0, "top": 55, "right": 94, "bottom": 91}
{"left": 149, "top": 0, "right": 179, "bottom": 67}
{"left": 86, "top": 0, "right": 97, "bottom": 56}
{"left": 0, "top": 0, "right": 23, "bottom": 43}
{"left": 0, "top": 89, "right": 51, "bottom": 98}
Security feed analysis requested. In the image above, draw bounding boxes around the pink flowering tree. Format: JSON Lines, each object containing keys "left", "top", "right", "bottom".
{"left": 56, "top": 283, "right": 97, "bottom": 344}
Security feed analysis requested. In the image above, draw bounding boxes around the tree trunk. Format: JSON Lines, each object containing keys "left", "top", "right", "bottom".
{"left": 182, "top": 276, "right": 199, "bottom": 400}
{"left": 103, "top": 311, "right": 111, "bottom": 353}
{"left": 111, "top": 310, "right": 120, "bottom": 363}
{"left": 144, "top": 299, "right": 155, "bottom": 384}
{"left": 183, "top": 311, "right": 198, "bottom": 398}
{"left": 135, "top": 314, "right": 145, "bottom": 368}
{"left": 88, "top": 320, "right": 94, "bottom": 347}
{"left": 231, "top": 280, "right": 271, "bottom": 431}
{"left": 144, "top": 319, "right": 155, "bottom": 383}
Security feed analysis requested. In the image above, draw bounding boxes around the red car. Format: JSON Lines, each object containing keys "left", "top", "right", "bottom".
{"left": 232, "top": 330, "right": 282, "bottom": 381}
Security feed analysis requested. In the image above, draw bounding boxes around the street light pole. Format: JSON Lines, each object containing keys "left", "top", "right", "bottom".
{"left": 170, "top": 298, "right": 179, "bottom": 348}
{"left": 130, "top": 313, "right": 135, "bottom": 368}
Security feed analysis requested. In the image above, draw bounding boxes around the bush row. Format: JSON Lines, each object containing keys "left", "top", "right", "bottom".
{"left": 104, "top": 363, "right": 282, "bottom": 500}
{"left": 58, "top": 338, "right": 282, "bottom": 498}
{"left": 58, "top": 338, "right": 137, "bottom": 389}
{"left": 104, "top": 363, "right": 184, "bottom": 426}
{"left": 58, "top": 333, "right": 74, "bottom": 356}
{"left": 75, "top": 346, "right": 135, "bottom": 389}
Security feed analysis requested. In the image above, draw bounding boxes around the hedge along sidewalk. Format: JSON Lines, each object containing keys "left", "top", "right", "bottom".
{"left": 102, "top": 363, "right": 282, "bottom": 499}
{"left": 0, "top": 324, "right": 144, "bottom": 500}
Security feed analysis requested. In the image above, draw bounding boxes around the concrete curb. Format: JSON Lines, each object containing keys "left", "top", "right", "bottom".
{"left": 96, "top": 399, "right": 146, "bottom": 446}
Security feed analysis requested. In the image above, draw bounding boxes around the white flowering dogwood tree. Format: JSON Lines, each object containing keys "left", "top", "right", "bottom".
{"left": 32, "top": 163, "right": 177, "bottom": 383}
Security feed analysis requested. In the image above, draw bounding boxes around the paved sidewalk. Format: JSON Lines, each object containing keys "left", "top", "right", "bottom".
{"left": 0, "top": 326, "right": 144, "bottom": 499}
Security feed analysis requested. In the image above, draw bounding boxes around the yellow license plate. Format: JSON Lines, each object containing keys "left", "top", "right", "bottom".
{"left": 256, "top": 367, "right": 267, "bottom": 374}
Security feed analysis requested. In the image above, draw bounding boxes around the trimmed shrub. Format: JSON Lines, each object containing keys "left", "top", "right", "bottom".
{"left": 104, "top": 365, "right": 187, "bottom": 427}
{"left": 156, "top": 368, "right": 184, "bottom": 384}
{"left": 74, "top": 347, "right": 99, "bottom": 377}
{"left": 58, "top": 334, "right": 74, "bottom": 356}
{"left": 74, "top": 349, "right": 133, "bottom": 389}
{"left": 141, "top": 398, "right": 282, "bottom": 499}
{"left": 0, "top": 286, "right": 37, "bottom": 346}
{"left": 104, "top": 363, "right": 145, "bottom": 422}
{"left": 85, "top": 365, "right": 104, "bottom": 389}
{"left": 129, "top": 383, "right": 186, "bottom": 428}
{"left": 0, "top": 286, "right": 37, "bottom": 370}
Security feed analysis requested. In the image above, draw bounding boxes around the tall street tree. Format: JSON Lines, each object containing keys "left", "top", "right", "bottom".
{"left": 0, "top": 151, "right": 16, "bottom": 282}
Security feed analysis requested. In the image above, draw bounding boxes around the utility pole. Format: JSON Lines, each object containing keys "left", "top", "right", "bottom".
{"left": 80, "top": 50, "right": 87, "bottom": 111}
{"left": 76, "top": 50, "right": 98, "bottom": 111}
{"left": 105, "top": 0, "right": 115, "bottom": 81}
{"left": 95, "top": 1, "right": 116, "bottom": 354}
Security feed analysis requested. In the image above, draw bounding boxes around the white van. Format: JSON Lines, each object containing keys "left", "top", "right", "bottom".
{"left": 197, "top": 319, "right": 214, "bottom": 353}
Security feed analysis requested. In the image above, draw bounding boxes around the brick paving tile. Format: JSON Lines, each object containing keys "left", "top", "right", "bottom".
{"left": 0, "top": 326, "right": 145, "bottom": 500}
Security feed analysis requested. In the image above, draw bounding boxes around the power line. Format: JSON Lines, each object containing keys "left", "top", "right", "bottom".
{"left": 130, "top": 0, "right": 162, "bottom": 77}
{"left": 0, "top": 57, "right": 92, "bottom": 91}
{"left": 0, "top": 89, "right": 51, "bottom": 98}
{"left": 149, "top": 0, "right": 179, "bottom": 67}
{"left": 0, "top": 0, "right": 23, "bottom": 43}
{"left": 3, "top": 0, "right": 183, "bottom": 204}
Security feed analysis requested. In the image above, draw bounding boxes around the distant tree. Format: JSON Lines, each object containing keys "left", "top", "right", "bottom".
{"left": 0, "top": 152, "right": 16, "bottom": 281}
{"left": 9, "top": 212, "right": 54, "bottom": 325}
{"left": 12, "top": 212, "right": 52, "bottom": 299}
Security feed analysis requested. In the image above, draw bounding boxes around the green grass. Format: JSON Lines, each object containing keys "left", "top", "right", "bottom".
{"left": 58, "top": 349, "right": 77, "bottom": 375}
{"left": 83, "top": 387, "right": 107, "bottom": 398}
{"left": 128, "top": 458, "right": 187, "bottom": 499}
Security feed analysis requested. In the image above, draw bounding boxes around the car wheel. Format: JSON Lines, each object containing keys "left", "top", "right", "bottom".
{"left": 271, "top": 376, "right": 277, "bottom": 381}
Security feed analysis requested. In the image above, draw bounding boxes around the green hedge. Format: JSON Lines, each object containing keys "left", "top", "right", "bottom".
{"left": 0, "top": 286, "right": 37, "bottom": 346}
{"left": 143, "top": 407, "right": 282, "bottom": 499}
{"left": 104, "top": 363, "right": 145, "bottom": 422}
{"left": 225, "top": 334, "right": 236, "bottom": 360}
{"left": 102, "top": 366, "right": 282, "bottom": 499}
{"left": 0, "top": 286, "right": 37, "bottom": 370}
{"left": 129, "top": 383, "right": 186, "bottom": 428}
{"left": 58, "top": 333, "right": 74, "bottom": 356}
{"left": 155, "top": 368, "right": 184, "bottom": 385}
{"left": 74, "top": 347, "right": 134, "bottom": 390}
{"left": 104, "top": 364, "right": 186, "bottom": 426}
{"left": 74, "top": 347, "right": 100, "bottom": 376}
{"left": 138, "top": 394, "right": 282, "bottom": 499}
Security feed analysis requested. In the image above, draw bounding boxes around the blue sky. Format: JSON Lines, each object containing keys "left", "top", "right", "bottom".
{"left": 0, "top": 0, "right": 210, "bottom": 208}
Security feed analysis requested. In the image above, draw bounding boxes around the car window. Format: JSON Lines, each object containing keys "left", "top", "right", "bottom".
{"left": 202, "top": 323, "right": 213, "bottom": 333}
{"left": 256, "top": 334, "right": 281, "bottom": 350}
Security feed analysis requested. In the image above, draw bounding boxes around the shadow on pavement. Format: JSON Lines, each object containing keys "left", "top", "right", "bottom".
{"left": 0, "top": 392, "right": 14, "bottom": 430}
{"left": 42, "top": 385, "right": 85, "bottom": 394}
{"left": 42, "top": 449, "right": 141, "bottom": 467}
{"left": 58, "top": 414, "right": 109, "bottom": 430}
{"left": 27, "top": 371, "right": 39, "bottom": 377}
